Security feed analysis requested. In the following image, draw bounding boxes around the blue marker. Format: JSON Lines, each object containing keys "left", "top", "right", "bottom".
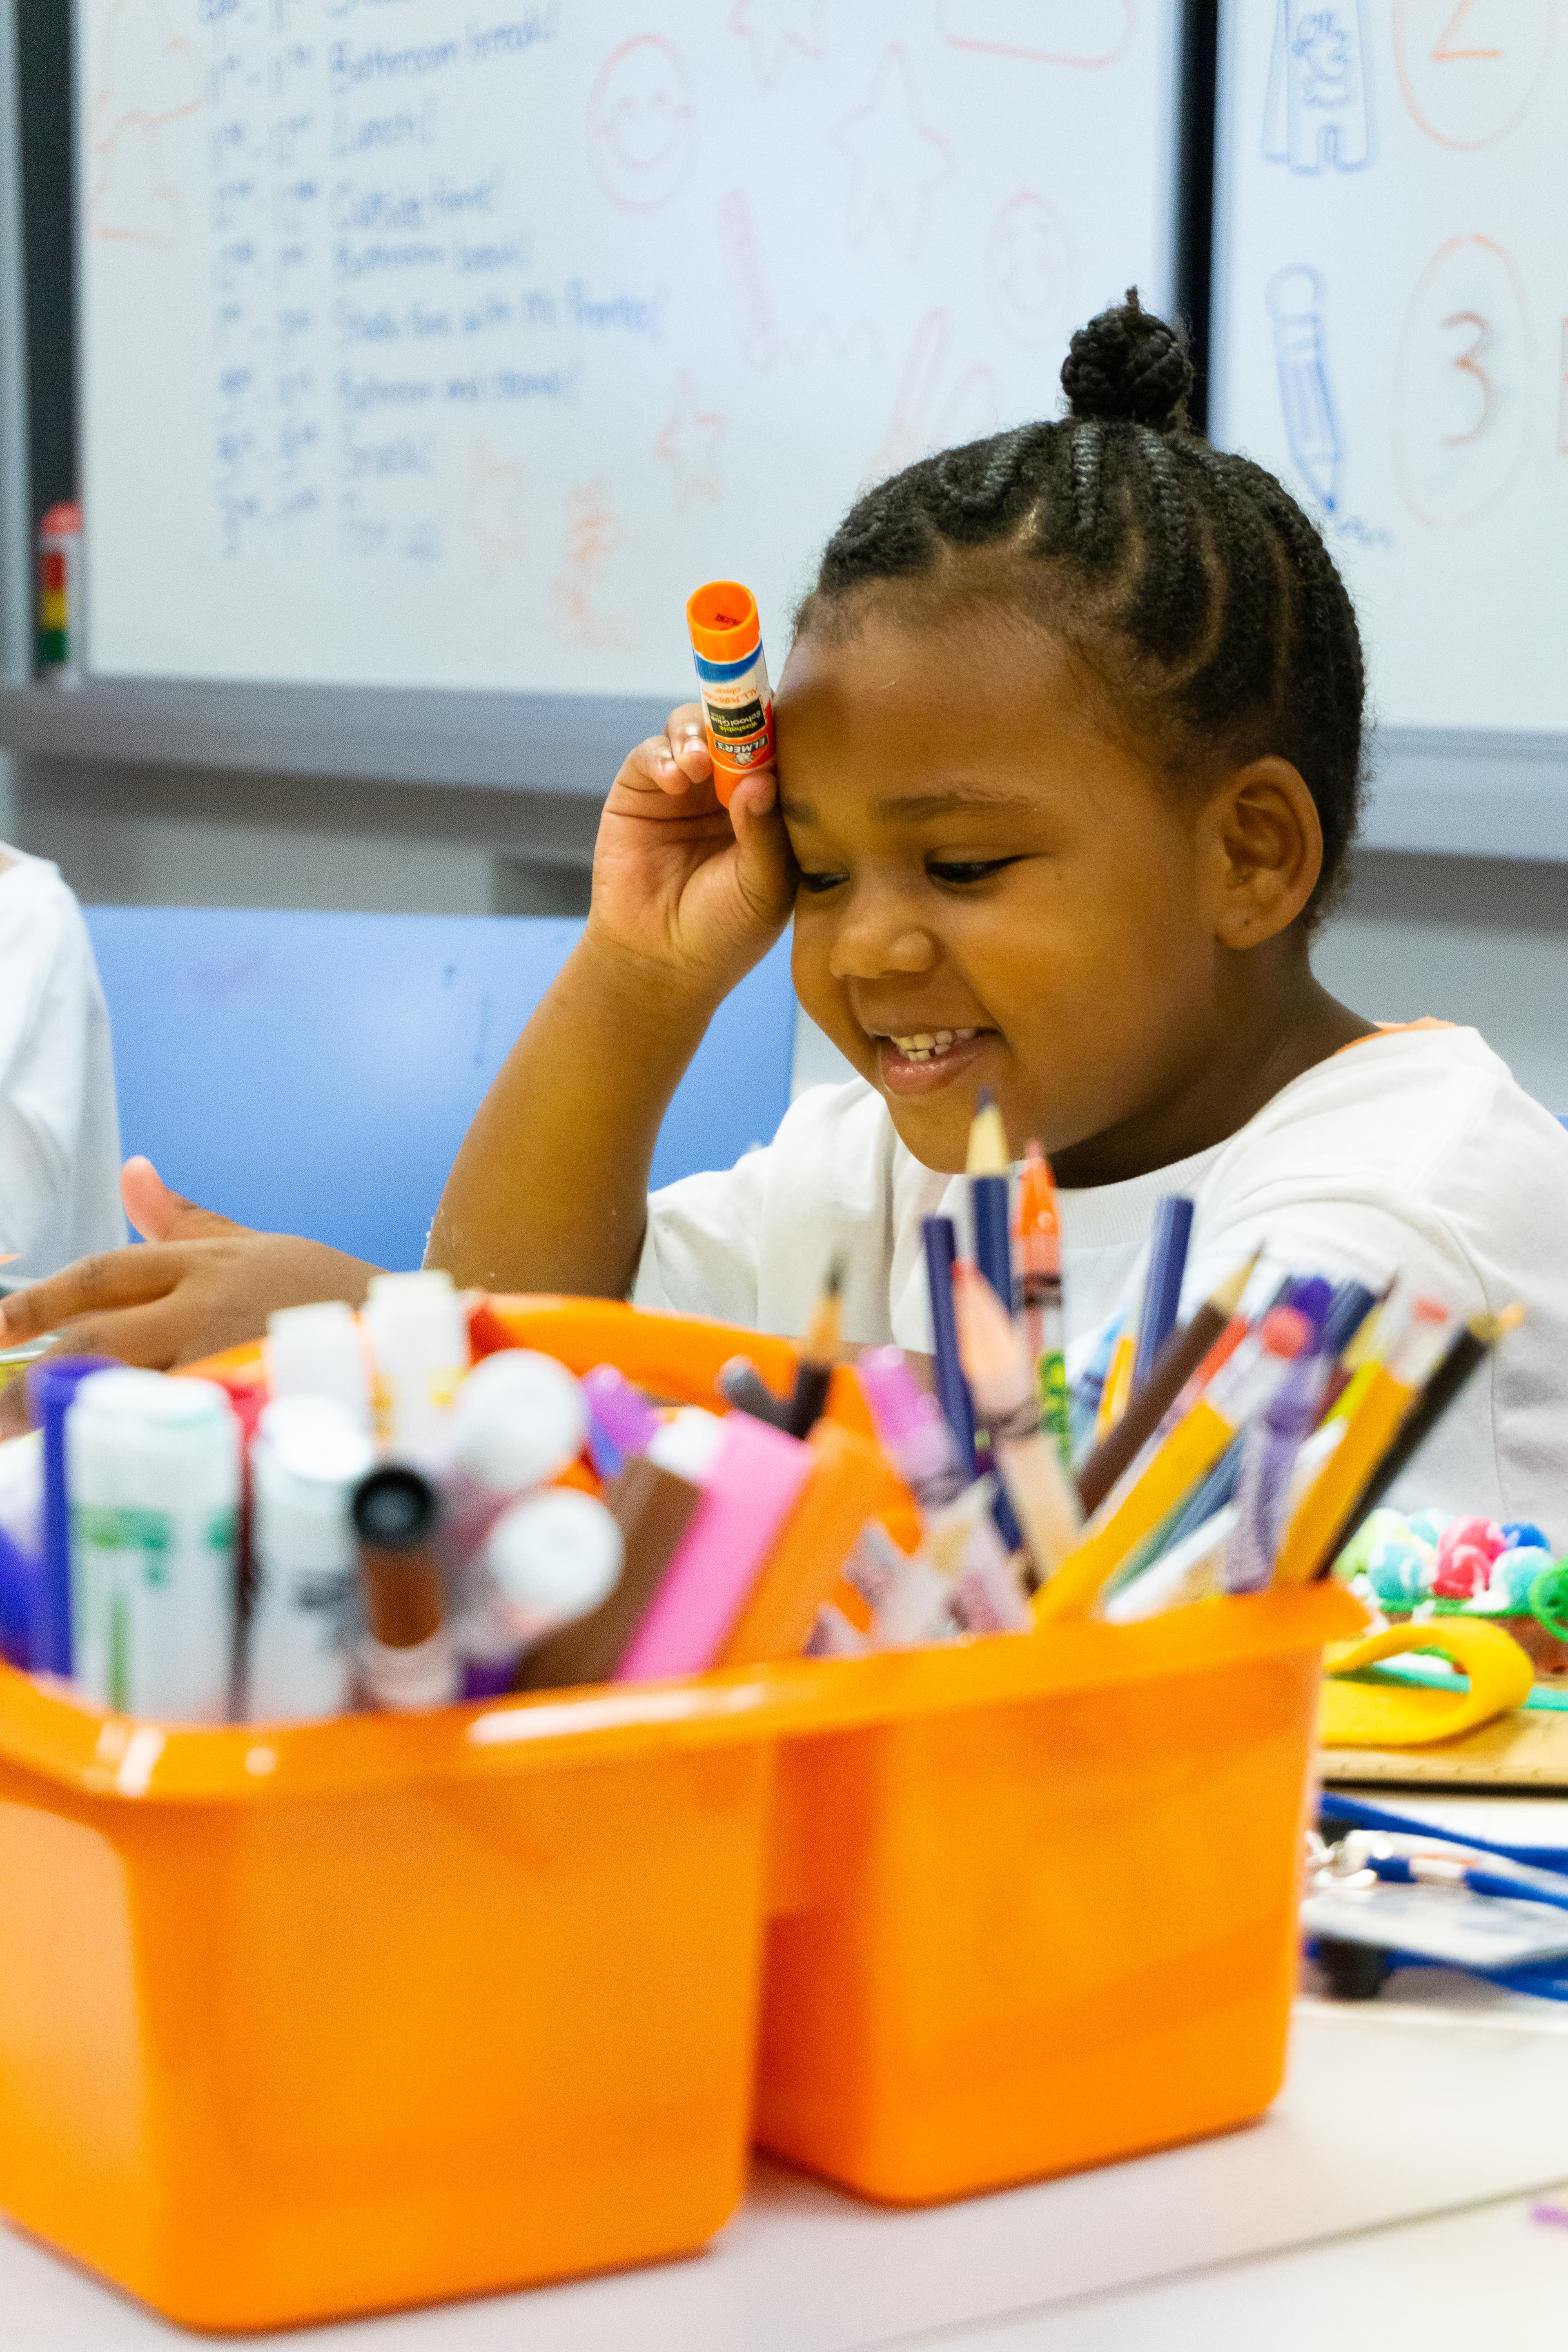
{"left": 27, "top": 1355, "right": 115, "bottom": 1676}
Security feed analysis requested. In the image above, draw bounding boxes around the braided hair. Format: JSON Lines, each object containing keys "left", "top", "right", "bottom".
{"left": 795, "top": 292, "right": 1365, "bottom": 919}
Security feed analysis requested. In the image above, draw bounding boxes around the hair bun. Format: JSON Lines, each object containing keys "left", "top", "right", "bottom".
{"left": 1061, "top": 289, "right": 1193, "bottom": 431}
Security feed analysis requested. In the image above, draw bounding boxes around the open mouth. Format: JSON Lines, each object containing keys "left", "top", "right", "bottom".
{"left": 877, "top": 1027, "right": 982, "bottom": 1065}
{"left": 868, "top": 1026, "right": 992, "bottom": 1096}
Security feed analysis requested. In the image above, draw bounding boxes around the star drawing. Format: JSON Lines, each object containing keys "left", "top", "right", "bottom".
{"left": 832, "top": 48, "right": 954, "bottom": 259}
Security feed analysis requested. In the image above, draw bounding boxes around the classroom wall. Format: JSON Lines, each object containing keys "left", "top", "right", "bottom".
{"left": 7, "top": 749, "right": 1568, "bottom": 1120}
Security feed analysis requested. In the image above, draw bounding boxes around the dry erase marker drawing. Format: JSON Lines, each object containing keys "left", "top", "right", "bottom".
{"left": 832, "top": 48, "right": 955, "bottom": 260}
{"left": 89, "top": 118, "right": 186, "bottom": 247}
{"left": 1263, "top": 1, "right": 1373, "bottom": 173}
{"left": 730, "top": 0, "right": 826, "bottom": 91}
{"left": 865, "top": 309, "right": 1000, "bottom": 487}
{"left": 87, "top": 0, "right": 198, "bottom": 154}
{"left": 1394, "top": 0, "right": 1555, "bottom": 149}
{"left": 937, "top": 0, "right": 1134, "bottom": 67}
{"left": 1268, "top": 266, "right": 1342, "bottom": 515}
{"left": 717, "top": 188, "right": 878, "bottom": 374}
{"left": 986, "top": 194, "right": 1076, "bottom": 350}
{"left": 1394, "top": 234, "right": 1531, "bottom": 527}
{"left": 585, "top": 35, "right": 695, "bottom": 214}
{"left": 552, "top": 479, "right": 624, "bottom": 647}
{"left": 656, "top": 372, "right": 726, "bottom": 511}
{"left": 463, "top": 439, "right": 526, "bottom": 581}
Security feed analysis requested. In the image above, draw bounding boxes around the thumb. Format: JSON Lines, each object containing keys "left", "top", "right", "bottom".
{"left": 120, "top": 1155, "right": 250, "bottom": 1243}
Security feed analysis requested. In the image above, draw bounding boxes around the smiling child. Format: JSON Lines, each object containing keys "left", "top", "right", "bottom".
{"left": 4, "top": 294, "right": 1567, "bottom": 1521}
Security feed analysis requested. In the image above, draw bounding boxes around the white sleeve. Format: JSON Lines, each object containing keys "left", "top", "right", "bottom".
{"left": 630, "top": 1147, "right": 773, "bottom": 1325}
{"left": 0, "top": 862, "right": 126, "bottom": 1276}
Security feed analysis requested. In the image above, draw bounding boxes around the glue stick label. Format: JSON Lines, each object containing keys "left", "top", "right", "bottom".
{"left": 693, "top": 642, "right": 774, "bottom": 775}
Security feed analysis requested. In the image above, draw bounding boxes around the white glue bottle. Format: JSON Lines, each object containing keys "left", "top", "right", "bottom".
{"left": 246, "top": 1396, "right": 376, "bottom": 1723}
{"left": 453, "top": 1488, "right": 623, "bottom": 1697}
{"left": 440, "top": 1349, "right": 589, "bottom": 1567}
{"left": 265, "top": 1301, "right": 372, "bottom": 1430}
{"left": 362, "top": 1271, "right": 469, "bottom": 1469}
{"left": 66, "top": 1370, "right": 242, "bottom": 1722}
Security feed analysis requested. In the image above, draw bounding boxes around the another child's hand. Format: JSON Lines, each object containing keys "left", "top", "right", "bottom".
{"left": 0, "top": 1159, "right": 377, "bottom": 1432}
{"left": 586, "top": 702, "right": 796, "bottom": 1002}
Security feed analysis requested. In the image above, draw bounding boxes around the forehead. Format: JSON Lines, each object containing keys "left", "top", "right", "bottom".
{"left": 774, "top": 604, "right": 1134, "bottom": 817}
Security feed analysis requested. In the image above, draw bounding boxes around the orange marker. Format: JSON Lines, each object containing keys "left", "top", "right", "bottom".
{"left": 686, "top": 579, "right": 773, "bottom": 807}
{"left": 1014, "top": 1141, "right": 1069, "bottom": 1461}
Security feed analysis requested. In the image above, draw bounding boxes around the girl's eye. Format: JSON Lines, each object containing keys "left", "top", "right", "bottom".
{"left": 797, "top": 870, "right": 849, "bottom": 895}
{"left": 927, "top": 858, "right": 1023, "bottom": 886}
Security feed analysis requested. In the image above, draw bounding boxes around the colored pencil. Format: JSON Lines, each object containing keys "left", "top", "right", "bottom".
{"left": 1076, "top": 1252, "right": 1258, "bottom": 1518}
{"left": 1133, "top": 1195, "right": 1194, "bottom": 1391}
{"left": 922, "top": 1215, "right": 978, "bottom": 1479}
{"left": 952, "top": 1261, "right": 1082, "bottom": 1584}
{"left": 786, "top": 1257, "right": 844, "bottom": 1438}
{"left": 1318, "top": 1304, "right": 1524, "bottom": 1570}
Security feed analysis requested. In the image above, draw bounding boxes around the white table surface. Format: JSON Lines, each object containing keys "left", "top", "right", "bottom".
{"left": 9, "top": 1793, "right": 1568, "bottom": 2349}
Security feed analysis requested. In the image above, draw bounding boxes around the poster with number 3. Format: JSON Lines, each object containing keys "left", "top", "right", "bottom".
{"left": 1212, "top": 0, "right": 1567, "bottom": 738}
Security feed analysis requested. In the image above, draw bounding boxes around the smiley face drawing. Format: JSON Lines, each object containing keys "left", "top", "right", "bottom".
{"left": 985, "top": 194, "right": 1075, "bottom": 349}
{"left": 586, "top": 36, "right": 697, "bottom": 213}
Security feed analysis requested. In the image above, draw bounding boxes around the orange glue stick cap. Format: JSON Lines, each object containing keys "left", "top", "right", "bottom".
{"left": 686, "top": 578, "right": 774, "bottom": 808}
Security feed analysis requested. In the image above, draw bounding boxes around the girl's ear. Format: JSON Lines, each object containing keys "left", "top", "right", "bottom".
{"left": 1208, "top": 757, "right": 1323, "bottom": 948}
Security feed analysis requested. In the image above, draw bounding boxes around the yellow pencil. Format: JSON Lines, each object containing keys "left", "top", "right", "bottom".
{"left": 1095, "top": 1331, "right": 1137, "bottom": 1439}
{"left": 1273, "top": 1296, "right": 1451, "bottom": 1585}
{"left": 1035, "top": 1304, "right": 1310, "bottom": 1624}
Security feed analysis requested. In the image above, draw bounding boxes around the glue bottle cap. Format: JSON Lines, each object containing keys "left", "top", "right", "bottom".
{"left": 687, "top": 579, "right": 760, "bottom": 663}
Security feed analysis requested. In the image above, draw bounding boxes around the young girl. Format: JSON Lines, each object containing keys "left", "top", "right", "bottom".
{"left": 5, "top": 296, "right": 1567, "bottom": 1526}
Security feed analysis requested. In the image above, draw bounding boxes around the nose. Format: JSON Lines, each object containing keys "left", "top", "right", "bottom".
{"left": 825, "top": 877, "right": 939, "bottom": 982}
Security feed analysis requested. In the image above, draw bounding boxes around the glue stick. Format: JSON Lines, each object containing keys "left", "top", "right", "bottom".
{"left": 686, "top": 579, "right": 773, "bottom": 808}
{"left": 65, "top": 1369, "right": 242, "bottom": 1721}
{"left": 247, "top": 1395, "right": 374, "bottom": 1722}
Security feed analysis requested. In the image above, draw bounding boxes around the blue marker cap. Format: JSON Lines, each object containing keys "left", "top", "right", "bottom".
{"left": 27, "top": 1355, "right": 116, "bottom": 1678}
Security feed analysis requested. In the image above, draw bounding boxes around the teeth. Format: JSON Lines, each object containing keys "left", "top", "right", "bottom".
{"left": 884, "top": 1026, "right": 980, "bottom": 1059}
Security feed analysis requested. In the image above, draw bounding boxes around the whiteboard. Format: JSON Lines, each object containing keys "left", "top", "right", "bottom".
{"left": 1212, "top": 1, "right": 1568, "bottom": 737}
{"left": 76, "top": 0, "right": 1180, "bottom": 695}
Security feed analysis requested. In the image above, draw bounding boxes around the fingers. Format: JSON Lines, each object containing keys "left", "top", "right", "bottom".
{"left": 0, "top": 1245, "right": 190, "bottom": 1345}
{"left": 120, "top": 1156, "right": 248, "bottom": 1245}
{"left": 726, "top": 766, "right": 798, "bottom": 929}
{"left": 663, "top": 704, "right": 712, "bottom": 784}
{"left": 613, "top": 707, "right": 713, "bottom": 804}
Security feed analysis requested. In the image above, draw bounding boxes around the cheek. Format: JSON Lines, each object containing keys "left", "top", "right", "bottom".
{"left": 789, "top": 906, "right": 866, "bottom": 1057}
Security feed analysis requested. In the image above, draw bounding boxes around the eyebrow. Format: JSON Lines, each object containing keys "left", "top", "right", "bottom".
{"left": 782, "top": 788, "right": 1040, "bottom": 823}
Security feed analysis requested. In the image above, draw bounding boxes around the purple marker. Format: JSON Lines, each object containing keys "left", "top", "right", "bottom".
{"left": 858, "top": 1348, "right": 968, "bottom": 1515}
{"left": 1223, "top": 1339, "right": 1326, "bottom": 1593}
{"left": 582, "top": 1364, "right": 659, "bottom": 1481}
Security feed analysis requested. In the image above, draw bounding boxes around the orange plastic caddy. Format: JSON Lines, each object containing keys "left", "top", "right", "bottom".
{"left": 0, "top": 1300, "right": 1359, "bottom": 2332}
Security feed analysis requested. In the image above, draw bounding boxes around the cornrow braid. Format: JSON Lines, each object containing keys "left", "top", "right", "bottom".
{"left": 795, "top": 290, "right": 1366, "bottom": 919}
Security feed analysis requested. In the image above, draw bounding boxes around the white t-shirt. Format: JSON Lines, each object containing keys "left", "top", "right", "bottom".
{"left": 0, "top": 847, "right": 126, "bottom": 1280}
{"left": 634, "top": 1024, "right": 1568, "bottom": 1535}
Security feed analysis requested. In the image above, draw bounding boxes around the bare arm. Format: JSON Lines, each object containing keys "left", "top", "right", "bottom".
{"left": 428, "top": 704, "right": 795, "bottom": 1296}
